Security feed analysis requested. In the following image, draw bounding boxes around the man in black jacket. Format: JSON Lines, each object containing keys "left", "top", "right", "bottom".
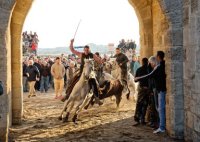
{"left": 23, "top": 60, "right": 29, "bottom": 92}
{"left": 25, "top": 59, "right": 40, "bottom": 98}
{"left": 114, "top": 48, "right": 129, "bottom": 81}
{"left": 133, "top": 58, "right": 151, "bottom": 126}
{"left": 34, "top": 58, "right": 42, "bottom": 91}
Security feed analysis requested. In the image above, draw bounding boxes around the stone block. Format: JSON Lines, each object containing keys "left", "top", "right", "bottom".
{"left": 193, "top": 103, "right": 200, "bottom": 117}
{"left": 183, "top": 6, "right": 189, "bottom": 26}
{"left": 194, "top": 115, "right": 200, "bottom": 133}
{"left": 14, "top": 0, "right": 33, "bottom": 14}
{"left": 162, "top": 0, "right": 182, "bottom": 14}
{"left": 193, "top": 130, "right": 200, "bottom": 142}
{"left": 0, "top": 8, "right": 11, "bottom": 29}
{"left": 184, "top": 126, "right": 193, "bottom": 141}
{"left": 191, "top": 0, "right": 198, "bottom": 14}
{"left": 196, "top": 52, "right": 200, "bottom": 72}
{"left": 132, "top": 0, "right": 148, "bottom": 10}
{"left": 169, "top": 46, "right": 184, "bottom": 61}
{"left": 183, "top": 0, "right": 190, "bottom": 7}
{"left": 171, "top": 62, "right": 183, "bottom": 78}
{"left": 167, "top": 10, "right": 182, "bottom": 27}
{"left": 140, "top": 5, "right": 152, "bottom": 20}
{"left": 171, "top": 29, "right": 183, "bottom": 46}
{"left": 169, "top": 95, "right": 184, "bottom": 110}
{"left": 0, "top": 0, "right": 15, "bottom": 11}
{"left": 185, "top": 111, "right": 194, "bottom": 129}
{"left": 174, "top": 109, "right": 184, "bottom": 125}
{"left": 191, "top": 73, "right": 200, "bottom": 94}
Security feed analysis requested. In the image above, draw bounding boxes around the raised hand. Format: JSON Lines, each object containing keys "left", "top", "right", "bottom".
{"left": 71, "top": 39, "right": 74, "bottom": 43}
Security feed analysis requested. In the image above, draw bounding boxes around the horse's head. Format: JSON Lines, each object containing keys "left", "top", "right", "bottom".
{"left": 106, "top": 58, "right": 119, "bottom": 70}
{"left": 83, "top": 59, "right": 94, "bottom": 80}
{"left": 105, "top": 61, "right": 112, "bottom": 70}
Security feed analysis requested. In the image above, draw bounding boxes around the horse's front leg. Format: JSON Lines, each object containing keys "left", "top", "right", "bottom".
{"left": 58, "top": 97, "right": 72, "bottom": 121}
{"left": 84, "top": 95, "right": 95, "bottom": 110}
{"left": 63, "top": 101, "right": 75, "bottom": 123}
{"left": 72, "top": 92, "right": 93, "bottom": 123}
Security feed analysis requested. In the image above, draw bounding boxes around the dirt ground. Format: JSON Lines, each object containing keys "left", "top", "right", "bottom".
{"left": 9, "top": 90, "right": 177, "bottom": 142}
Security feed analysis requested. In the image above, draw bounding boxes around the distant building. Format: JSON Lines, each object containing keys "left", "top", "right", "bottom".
{"left": 107, "top": 43, "right": 115, "bottom": 55}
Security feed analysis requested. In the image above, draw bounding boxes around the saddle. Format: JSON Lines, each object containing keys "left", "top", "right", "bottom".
{"left": 61, "top": 70, "right": 81, "bottom": 102}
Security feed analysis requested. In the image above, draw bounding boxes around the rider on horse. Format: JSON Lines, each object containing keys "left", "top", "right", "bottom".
{"left": 113, "top": 47, "right": 129, "bottom": 83}
{"left": 62, "top": 39, "right": 103, "bottom": 105}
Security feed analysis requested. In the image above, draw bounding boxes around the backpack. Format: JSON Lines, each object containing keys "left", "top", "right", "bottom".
{"left": 0, "top": 81, "right": 3, "bottom": 96}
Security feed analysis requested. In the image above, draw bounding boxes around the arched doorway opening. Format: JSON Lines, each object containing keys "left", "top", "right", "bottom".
{"left": 0, "top": 0, "right": 184, "bottom": 141}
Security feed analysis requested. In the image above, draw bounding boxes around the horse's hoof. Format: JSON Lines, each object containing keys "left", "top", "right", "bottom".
{"left": 84, "top": 105, "right": 89, "bottom": 110}
{"left": 62, "top": 117, "right": 68, "bottom": 123}
{"left": 72, "top": 115, "right": 78, "bottom": 123}
{"left": 126, "top": 93, "right": 130, "bottom": 100}
{"left": 58, "top": 116, "right": 62, "bottom": 121}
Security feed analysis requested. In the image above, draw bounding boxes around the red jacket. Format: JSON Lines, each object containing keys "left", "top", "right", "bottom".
{"left": 31, "top": 43, "right": 37, "bottom": 50}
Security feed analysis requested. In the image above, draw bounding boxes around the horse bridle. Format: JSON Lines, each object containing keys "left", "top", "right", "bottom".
{"left": 84, "top": 60, "right": 95, "bottom": 82}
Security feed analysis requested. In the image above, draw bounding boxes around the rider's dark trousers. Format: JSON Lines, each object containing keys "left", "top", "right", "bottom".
{"left": 88, "top": 78, "right": 99, "bottom": 97}
{"left": 134, "top": 86, "right": 150, "bottom": 123}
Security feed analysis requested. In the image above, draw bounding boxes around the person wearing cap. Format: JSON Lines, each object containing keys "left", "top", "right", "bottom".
{"left": 51, "top": 57, "right": 65, "bottom": 99}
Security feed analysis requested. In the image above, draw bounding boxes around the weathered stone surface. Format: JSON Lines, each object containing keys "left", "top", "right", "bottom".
{"left": 191, "top": 0, "right": 198, "bottom": 14}
{"left": 0, "top": 0, "right": 15, "bottom": 10}
{"left": 2, "top": 0, "right": 200, "bottom": 141}
{"left": 183, "top": 0, "right": 200, "bottom": 140}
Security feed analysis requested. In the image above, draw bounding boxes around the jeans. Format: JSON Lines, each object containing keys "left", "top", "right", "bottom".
{"left": 40, "top": 76, "right": 49, "bottom": 92}
{"left": 158, "top": 91, "right": 166, "bottom": 130}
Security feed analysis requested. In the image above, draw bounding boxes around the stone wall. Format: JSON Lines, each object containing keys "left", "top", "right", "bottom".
{"left": 1, "top": 0, "right": 200, "bottom": 141}
{"left": 183, "top": 0, "right": 200, "bottom": 141}
{"left": 152, "top": 0, "right": 169, "bottom": 54}
{"left": 11, "top": 0, "right": 34, "bottom": 125}
{"left": 159, "top": 0, "right": 184, "bottom": 139}
{"left": 129, "top": 0, "right": 153, "bottom": 58}
{"left": 0, "top": 0, "right": 15, "bottom": 141}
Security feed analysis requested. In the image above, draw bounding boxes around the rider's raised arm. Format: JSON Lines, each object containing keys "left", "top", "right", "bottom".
{"left": 93, "top": 54, "right": 103, "bottom": 64}
{"left": 69, "top": 39, "right": 82, "bottom": 58}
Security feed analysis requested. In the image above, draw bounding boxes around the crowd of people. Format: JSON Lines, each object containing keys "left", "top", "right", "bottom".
{"left": 22, "top": 38, "right": 166, "bottom": 134}
{"left": 23, "top": 54, "right": 78, "bottom": 97}
{"left": 22, "top": 31, "right": 39, "bottom": 55}
{"left": 117, "top": 39, "right": 137, "bottom": 53}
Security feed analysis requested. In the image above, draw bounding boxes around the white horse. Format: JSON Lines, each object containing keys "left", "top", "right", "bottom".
{"left": 104, "top": 59, "right": 138, "bottom": 100}
{"left": 127, "top": 72, "right": 138, "bottom": 101}
{"left": 58, "top": 59, "right": 95, "bottom": 123}
{"left": 103, "top": 59, "right": 130, "bottom": 99}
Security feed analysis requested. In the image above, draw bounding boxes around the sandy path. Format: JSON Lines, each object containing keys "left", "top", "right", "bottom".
{"left": 9, "top": 90, "right": 176, "bottom": 142}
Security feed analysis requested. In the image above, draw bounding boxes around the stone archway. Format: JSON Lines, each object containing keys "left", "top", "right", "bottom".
{"left": 0, "top": 0, "right": 184, "bottom": 141}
